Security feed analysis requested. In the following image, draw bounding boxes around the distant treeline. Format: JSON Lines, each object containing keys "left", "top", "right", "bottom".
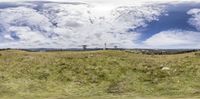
{"left": 0, "top": 48, "right": 199, "bottom": 55}
{"left": 0, "top": 48, "right": 125, "bottom": 52}
{"left": 127, "top": 49, "right": 199, "bottom": 55}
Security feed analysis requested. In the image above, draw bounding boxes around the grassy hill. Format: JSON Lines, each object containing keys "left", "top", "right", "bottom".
{"left": 0, "top": 50, "right": 200, "bottom": 99}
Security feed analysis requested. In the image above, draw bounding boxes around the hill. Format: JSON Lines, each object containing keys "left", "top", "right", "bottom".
{"left": 0, "top": 50, "right": 200, "bottom": 99}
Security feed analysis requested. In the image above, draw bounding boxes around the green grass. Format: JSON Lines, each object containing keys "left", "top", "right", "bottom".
{"left": 0, "top": 50, "right": 200, "bottom": 99}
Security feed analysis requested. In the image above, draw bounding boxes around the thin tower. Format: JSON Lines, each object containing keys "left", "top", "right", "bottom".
{"left": 104, "top": 43, "right": 107, "bottom": 50}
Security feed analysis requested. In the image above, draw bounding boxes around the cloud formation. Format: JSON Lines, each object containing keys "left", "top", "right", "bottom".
{"left": 143, "top": 30, "right": 200, "bottom": 48}
{"left": 0, "top": 2, "right": 165, "bottom": 48}
{"left": 187, "top": 8, "right": 200, "bottom": 31}
{"left": 0, "top": 1, "right": 199, "bottom": 48}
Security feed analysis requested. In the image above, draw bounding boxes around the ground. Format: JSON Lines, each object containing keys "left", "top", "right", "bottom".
{"left": 0, "top": 50, "right": 200, "bottom": 99}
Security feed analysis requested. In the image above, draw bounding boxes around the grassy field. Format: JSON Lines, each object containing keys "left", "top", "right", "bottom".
{"left": 0, "top": 50, "right": 200, "bottom": 99}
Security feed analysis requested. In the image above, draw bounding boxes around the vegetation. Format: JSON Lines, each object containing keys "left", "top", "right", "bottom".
{"left": 0, "top": 50, "right": 200, "bottom": 99}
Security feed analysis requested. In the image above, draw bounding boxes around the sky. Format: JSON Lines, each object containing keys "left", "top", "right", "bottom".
{"left": 0, "top": 0, "right": 200, "bottom": 49}
{"left": 0, "top": 0, "right": 196, "bottom": 3}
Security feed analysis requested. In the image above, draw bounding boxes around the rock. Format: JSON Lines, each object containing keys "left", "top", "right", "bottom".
{"left": 162, "top": 67, "right": 170, "bottom": 70}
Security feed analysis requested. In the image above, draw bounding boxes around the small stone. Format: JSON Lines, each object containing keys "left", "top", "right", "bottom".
{"left": 162, "top": 67, "right": 170, "bottom": 70}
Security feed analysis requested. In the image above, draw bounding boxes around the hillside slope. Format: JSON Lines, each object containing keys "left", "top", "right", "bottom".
{"left": 0, "top": 50, "right": 200, "bottom": 99}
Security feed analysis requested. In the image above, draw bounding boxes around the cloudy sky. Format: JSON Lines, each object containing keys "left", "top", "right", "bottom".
{"left": 0, "top": 0, "right": 199, "bottom": 49}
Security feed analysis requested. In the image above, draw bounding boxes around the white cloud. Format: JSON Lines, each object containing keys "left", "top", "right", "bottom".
{"left": 0, "top": 0, "right": 199, "bottom": 5}
{"left": 143, "top": 30, "right": 200, "bottom": 48}
{"left": 0, "top": 1, "right": 199, "bottom": 48}
{"left": 187, "top": 8, "right": 200, "bottom": 31}
{"left": 112, "top": 5, "right": 165, "bottom": 29}
{"left": 0, "top": 2, "right": 165, "bottom": 48}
